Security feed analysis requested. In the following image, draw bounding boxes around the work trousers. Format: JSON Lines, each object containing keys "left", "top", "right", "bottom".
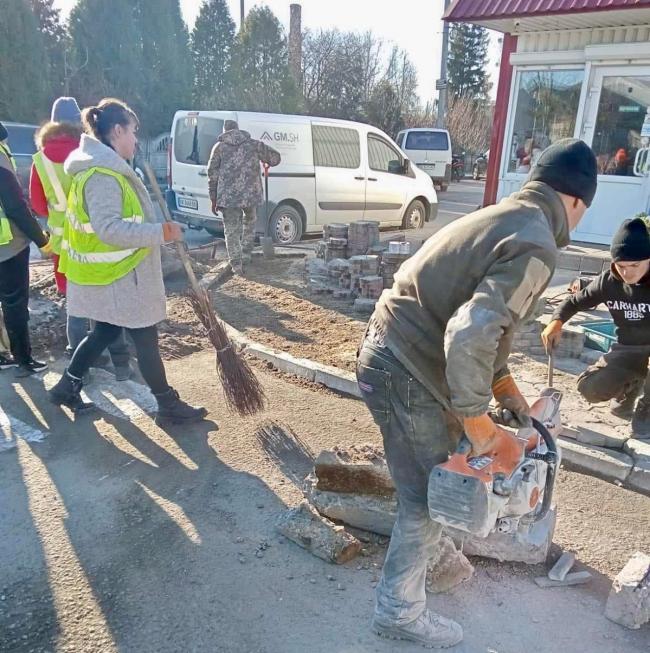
{"left": 0, "top": 247, "right": 32, "bottom": 364}
{"left": 357, "top": 337, "right": 461, "bottom": 626}
{"left": 222, "top": 206, "right": 257, "bottom": 266}
{"left": 68, "top": 322, "right": 169, "bottom": 395}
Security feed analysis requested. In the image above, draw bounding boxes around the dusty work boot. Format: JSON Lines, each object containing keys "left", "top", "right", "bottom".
{"left": 154, "top": 388, "right": 208, "bottom": 426}
{"left": 610, "top": 394, "right": 639, "bottom": 420}
{"left": 48, "top": 370, "right": 96, "bottom": 413}
{"left": 632, "top": 398, "right": 650, "bottom": 439}
{"left": 372, "top": 610, "right": 463, "bottom": 649}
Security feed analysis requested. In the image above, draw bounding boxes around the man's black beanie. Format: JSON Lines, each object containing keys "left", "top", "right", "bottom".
{"left": 611, "top": 218, "right": 650, "bottom": 262}
{"left": 0, "top": 122, "right": 7, "bottom": 142}
{"left": 527, "top": 138, "right": 598, "bottom": 207}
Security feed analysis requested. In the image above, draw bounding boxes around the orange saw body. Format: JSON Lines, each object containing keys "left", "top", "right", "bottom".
{"left": 428, "top": 389, "right": 563, "bottom": 539}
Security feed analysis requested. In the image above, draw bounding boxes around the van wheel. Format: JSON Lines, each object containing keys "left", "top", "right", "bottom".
{"left": 402, "top": 199, "right": 426, "bottom": 230}
{"left": 270, "top": 205, "right": 303, "bottom": 244}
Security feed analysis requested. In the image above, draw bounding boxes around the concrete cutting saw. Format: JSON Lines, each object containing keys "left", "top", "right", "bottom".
{"left": 428, "top": 382, "right": 562, "bottom": 540}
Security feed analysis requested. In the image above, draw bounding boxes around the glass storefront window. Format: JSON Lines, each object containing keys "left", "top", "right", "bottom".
{"left": 507, "top": 70, "right": 584, "bottom": 174}
{"left": 592, "top": 75, "right": 650, "bottom": 177}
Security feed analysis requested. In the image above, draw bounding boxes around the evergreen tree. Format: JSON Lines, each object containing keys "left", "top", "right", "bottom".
{"left": 191, "top": 0, "right": 236, "bottom": 108}
{"left": 232, "top": 6, "right": 300, "bottom": 113}
{"left": 448, "top": 23, "right": 490, "bottom": 100}
{"left": 135, "top": 0, "right": 193, "bottom": 135}
{"left": 0, "top": 0, "right": 49, "bottom": 122}
{"left": 68, "top": 0, "right": 145, "bottom": 117}
{"left": 28, "top": 0, "right": 67, "bottom": 101}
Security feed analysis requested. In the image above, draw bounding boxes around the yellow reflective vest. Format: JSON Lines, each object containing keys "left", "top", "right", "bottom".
{"left": 0, "top": 142, "right": 17, "bottom": 246}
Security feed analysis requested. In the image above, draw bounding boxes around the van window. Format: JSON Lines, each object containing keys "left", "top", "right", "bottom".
{"left": 396, "top": 133, "right": 405, "bottom": 148}
{"left": 174, "top": 116, "right": 224, "bottom": 166}
{"left": 368, "top": 135, "right": 403, "bottom": 173}
{"left": 312, "top": 125, "right": 360, "bottom": 169}
{"left": 405, "top": 131, "right": 449, "bottom": 151}
{"left": 6, "top": 125, "right": 37, "bottom": 155}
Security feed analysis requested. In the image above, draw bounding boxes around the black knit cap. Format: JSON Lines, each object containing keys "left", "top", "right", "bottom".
{"left": 0, "top": 122, "right": 7, "bottom": 142}
{"left": 528, "top": 138, "right": 598, "bottom": 207}
{"left": 611, "top": 218, "right": 650, "bottom": 262}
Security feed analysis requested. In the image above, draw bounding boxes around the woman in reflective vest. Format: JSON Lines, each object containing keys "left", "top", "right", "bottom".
{"left": 48, "top": 98, "right": 207, "bottom": 425}
{"left": 30, "top": 98, "right": 132, "bottom": 378}
{"left": 0, "top": 121, "right": 51, "bottom": 375}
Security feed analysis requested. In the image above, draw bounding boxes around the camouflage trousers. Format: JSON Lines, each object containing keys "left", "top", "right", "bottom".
{"left": 222, "top": 207, "right": 257, "bottom": 266}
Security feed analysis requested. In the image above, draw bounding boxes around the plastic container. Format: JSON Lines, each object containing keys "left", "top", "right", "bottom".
{"left": 579, "top": 319, "right": 617, "bottom": 353}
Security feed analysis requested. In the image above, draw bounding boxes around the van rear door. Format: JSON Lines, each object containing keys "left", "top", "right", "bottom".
{"left": 171, "top": 113, "right": 234, "bottom": 217}
{"left": 403, "top": 130, "right": 451, "bottom": 181}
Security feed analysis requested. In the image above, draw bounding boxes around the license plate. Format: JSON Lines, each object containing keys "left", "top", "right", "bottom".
{"left": 177, "top": 196, "right": 198, "bottom": 210}
{"left": 419, "top": 164, "right": 436, "bottom": 172}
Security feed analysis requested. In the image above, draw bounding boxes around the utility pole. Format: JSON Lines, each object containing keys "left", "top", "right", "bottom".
{"left": 436, "top": 0, "right": 451, "bottom": 128}
{"left": 240, "top": 0, "right": 245, "bottom": 26}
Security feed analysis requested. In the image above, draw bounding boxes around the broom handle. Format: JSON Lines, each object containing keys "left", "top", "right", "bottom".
{"left": 142, "top": 163, "right": 201, "bottom": 293}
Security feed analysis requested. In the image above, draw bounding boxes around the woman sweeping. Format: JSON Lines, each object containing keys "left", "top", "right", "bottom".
{"left": 49, "top": 98, "right": 207, "bottom": 425}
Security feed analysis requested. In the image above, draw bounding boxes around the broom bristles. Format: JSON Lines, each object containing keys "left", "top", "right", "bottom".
{"left": 188, "top": 287, "right": 266, "bottom": 416}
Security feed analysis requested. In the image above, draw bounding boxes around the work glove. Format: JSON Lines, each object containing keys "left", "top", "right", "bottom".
{"left": 39, "top": 234, "right": 53, "bottom": 258}
{"left": 462, "top": 414, "right": 525, "bottom": 463}
{"left": 541, "top": 319, "right": 563, "bottom": 353}
{"left": 492, "top": 374, "right": 530, "bottom": 429}
{"left": 162, "top": 222, "right": 184, "bottom": 243}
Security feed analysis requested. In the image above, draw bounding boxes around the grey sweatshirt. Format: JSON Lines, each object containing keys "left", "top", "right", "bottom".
{"left": 64, "top": 135, "right": 167, "bottom": 328}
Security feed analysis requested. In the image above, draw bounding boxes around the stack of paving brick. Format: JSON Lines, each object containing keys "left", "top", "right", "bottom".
{"left": 359, "top": 276, "right": 384, "bottom": 300}
{"left": 325, "top": 237, "right": 348, "bottom": 262}
{"left": 350, "top": 255, "right": 380, "bottom": 296}
{"left": 323, "top": 223, "right": 349, "bottom": 240}
{"left": 327, "top": 259, "right": 353, "bottom": 298}
{"left": 348, "top": 221, "right": 380, "bottom": 256}
{"left": 381, "top": 251, "right": 410, "bottom": 288}
{"left": 306, "top": 258, "right": 330, "bottom": 293}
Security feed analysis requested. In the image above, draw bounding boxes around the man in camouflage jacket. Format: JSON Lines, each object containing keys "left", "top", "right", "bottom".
{"left": 207, "top": 120, "right": 281, "bottom": 273}
{"left": 358, "top": 139, "right": 598, "bottom": 648}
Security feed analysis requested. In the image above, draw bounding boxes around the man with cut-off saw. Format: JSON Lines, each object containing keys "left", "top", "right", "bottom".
{"left": 357, "top": 139, "right": 597, "bottom": 648}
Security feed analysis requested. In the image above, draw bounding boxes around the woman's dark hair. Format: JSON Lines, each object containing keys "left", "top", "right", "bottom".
{"left": 81, "top": 98, "right": 139, "bottom": 147}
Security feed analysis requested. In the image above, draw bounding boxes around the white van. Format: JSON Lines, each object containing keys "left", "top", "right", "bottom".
{"left": 167, "top": 111, "right": 438, "bottom": 244}
{"left": 396, "top": 128, "right": 452, "bottom": 192}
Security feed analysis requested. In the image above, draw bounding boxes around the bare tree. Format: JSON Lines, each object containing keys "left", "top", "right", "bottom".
{"left": 445, "top": 95, "right": 493, "bottom": 154}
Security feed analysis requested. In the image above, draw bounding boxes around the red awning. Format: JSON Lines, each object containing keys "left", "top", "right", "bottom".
{"left": 445, "top": 0, "right": 648, "bottom": 22}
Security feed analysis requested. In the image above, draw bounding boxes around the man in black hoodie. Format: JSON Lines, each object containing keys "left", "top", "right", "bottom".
{"left": 543, "top": 218, "right": 650, "bottom": 438}
{"left": 0, "top": 121, "right": 51, "bottom": 376}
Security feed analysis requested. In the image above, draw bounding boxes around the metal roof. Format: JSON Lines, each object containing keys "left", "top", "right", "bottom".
{"left": 445, "top": 0, "right": 650, "bottom": 32}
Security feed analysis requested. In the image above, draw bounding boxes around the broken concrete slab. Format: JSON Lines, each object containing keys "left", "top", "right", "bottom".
{"left": 304, "top": 474, "right": 397, "bottom": 537}
{"left": 448, "top": 508, "right": 557, "bottom": 565}
{"left": 314, "top": 445, "right": 395, "bottom": 497}
{"left": 306, "top": 446, "right": 557, "bottom": 565}
{"left": 275, "top": 500, "right": 362, "bottom": 564}
{"left": 534, "top": 571, "right": 592, "bottom": 588}
{"left": 548, "top": 551, "right": 576, "bottom": 581}
{"left": 426, "top": 536, "right": 474, "bottom": 594}
{"left": 559, "top": 437, "right": 633, "bottom": 484}
{"left": 605, "top": 552, "right": 650, "bottom": 630}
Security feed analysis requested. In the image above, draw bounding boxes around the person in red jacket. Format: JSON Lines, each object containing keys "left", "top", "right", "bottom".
{"left": 30, "top": 97, "right": 132, "bottom": 380}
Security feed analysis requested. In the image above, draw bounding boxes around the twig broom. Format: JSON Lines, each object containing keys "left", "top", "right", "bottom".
{"left": 143, "top": 163, "right": 266, "bottom": 416}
